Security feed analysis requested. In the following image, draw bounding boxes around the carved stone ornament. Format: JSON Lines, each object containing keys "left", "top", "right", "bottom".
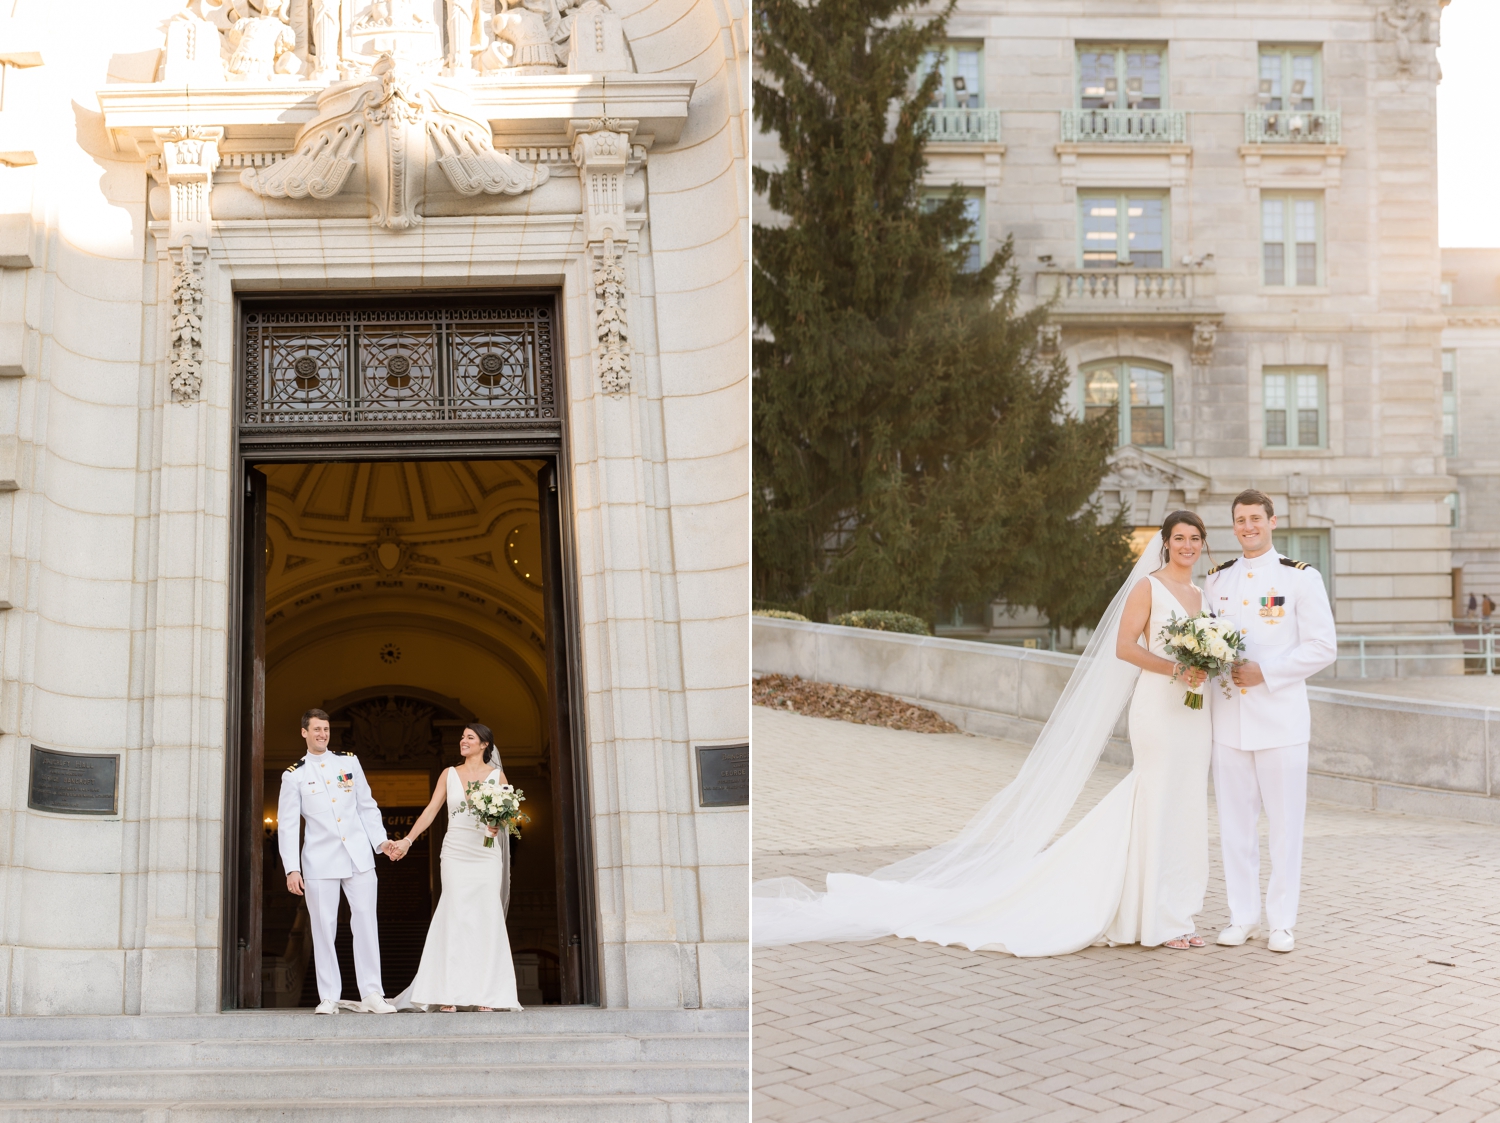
{"left": 592, "top": 242, "right": 630, "bottom": 396}
{"left": 168, "top": 245, "right": 208, "bottom": 403}
{"left": 150, "top": 126, "right": 224, "bottom": 245}
{"left": 239, "top": 54, "right": 548, "bottom": 229}
{"left": 1191, "top": 319, "right": 1217, "bottom": 366}
{"left": 1037, "top": 323, "right": 1061, "bottom": 358}
{"left": 1380, "top": 0, "right": 1432, "bottom": 79}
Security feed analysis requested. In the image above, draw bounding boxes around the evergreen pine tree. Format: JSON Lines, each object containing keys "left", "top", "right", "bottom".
{"left": 753, "top": 0, "right": 1135, "bottom": 630}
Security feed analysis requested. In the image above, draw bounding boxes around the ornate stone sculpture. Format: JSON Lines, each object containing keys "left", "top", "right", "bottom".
{"left": 1191, "top": 320, "right": 1217, "bottom": 366}
{"left": 593, "top": 245, "right": 629, "bottom": 396}
{"left": 168, "top": 246, "right": 207, "bottom": 403}
{"left": 573, "top": 118, "right": 639, "bottom": 395}
{"left": 159, "top": 7, "right": 227, "bottom": 83}
{"left": 1037, "top": 323, "right": 1060, "bottom": 359}
{"left": 445, "top": 0, "right": 479, "bottom": 73}
{"left": 488, "top": 0, "right": 562, "bottom": 73}
{"left": 565, "top": 0, "right": 630, "bottom": 74}
{"left": 226, "top": 0, "right": 301, "bottom": 80}
{"left": 308, "top": 0, "right": 341, "bottom": 80}
{"left": 239, "top": 54, "right": 548, "bottom": 229}
{"left": 150, "top": 125, "right": 224, "bottom": 244}
{"left": 1380, "top": 0, "right": 1431, "bottom": 78}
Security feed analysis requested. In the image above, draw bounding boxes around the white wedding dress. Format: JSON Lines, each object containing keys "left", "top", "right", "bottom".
{"left": 395, "top": 767, "right": 523, "bottom": 1010}
{"left": 754, "top": 535, "right": 1212, "bottom": 956}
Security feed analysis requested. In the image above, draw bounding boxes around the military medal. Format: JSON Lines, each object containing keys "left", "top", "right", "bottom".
{"left": 337, "top": 770, "right": 354, "bottom": 792}
{"left": 1259, "top": 590, "right": 1286, "bottom": 623}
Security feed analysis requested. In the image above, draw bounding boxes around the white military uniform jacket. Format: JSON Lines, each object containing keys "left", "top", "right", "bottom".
{"left": 278, "top": 749, "right": 388, "bottom": 880}
{"left": 1203, "top": 550, "right": 1337, "bottom": 751}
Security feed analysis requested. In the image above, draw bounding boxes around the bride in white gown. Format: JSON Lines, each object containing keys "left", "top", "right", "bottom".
{"left": 754, "top": 513, "right": 1215, "bottom": 956}
{"left": 390, "top": 722, "right": 523, "bottom": 1010}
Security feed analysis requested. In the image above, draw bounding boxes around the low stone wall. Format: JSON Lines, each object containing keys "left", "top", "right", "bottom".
{"left": 754, "top": 617, "right": 1500, "bottom": 826}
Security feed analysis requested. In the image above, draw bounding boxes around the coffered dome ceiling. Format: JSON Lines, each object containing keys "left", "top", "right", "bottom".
{"left": 261, "top": 459, "right": 546, "bottom": 645}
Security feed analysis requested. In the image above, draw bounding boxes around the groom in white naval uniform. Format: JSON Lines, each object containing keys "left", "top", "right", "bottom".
{"left": 1203, "top": 489, "right": 1337, "bottom": 954}
{"left": 279, "top": 708, "right": 402, "bottom": 1013}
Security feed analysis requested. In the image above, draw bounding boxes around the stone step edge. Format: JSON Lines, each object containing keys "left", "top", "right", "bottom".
{"left": 0, "top": 1032, "right": 747, "bottom": 1050}
{"left": 0, "top": 1095, "right": 751, "bottom": 1107}
{"left": 2, "top": 1062, "right": 745, "bottom": 1079}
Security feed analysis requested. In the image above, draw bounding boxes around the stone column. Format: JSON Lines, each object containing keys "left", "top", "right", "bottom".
{"left": 569, "top": 118, "right": 705, "bottom": 1007}
{"left": 136, "top": 125, "right": 230, "bottom": 1012}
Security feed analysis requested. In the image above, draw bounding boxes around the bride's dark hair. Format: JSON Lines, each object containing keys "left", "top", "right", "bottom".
{"left": 1159, "top": 510, "right": 1209, "bottom": 567}
{"left": 465, "top": 722, "right": 497, "bottom": 766}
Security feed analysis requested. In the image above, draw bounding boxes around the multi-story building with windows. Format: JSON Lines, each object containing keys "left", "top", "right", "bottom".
{"left": 1440, "top": 248, "right": 1500, "bottom": 612}
{"left": 915, "top": 0, "right": 1453, "bottom": 635}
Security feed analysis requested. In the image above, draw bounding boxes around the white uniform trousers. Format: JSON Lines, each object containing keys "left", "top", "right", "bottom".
{"left": 304, "top": 867, "right": 383, "bottom": 1003}
{"left": 1211, "top": 740, "right": 1308, "bottom": 932}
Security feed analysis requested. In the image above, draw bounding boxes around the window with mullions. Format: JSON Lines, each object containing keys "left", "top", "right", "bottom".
{"left": 1262, "top": 193, "right": 1322, "bottom": 287}
{"left": 1082, "top": 360, "right": 1171, "bottom": 448}
{"left": 1272, "top": 529, "right": 1332, "bottom": 596}
{"left": 1442, "top": 349, "right": 1458, "bottom": 456}
{"left": 1079, "top": 192, "right": 1167, "bottom": 269}
{"left": 1258, "top": 46, "right": 1320, "bottom": 110}
{"left": 1077, "top": 44, "right": 1164, "bottom": 108}
{"left": 1263, "top": 368, "right": 1326, "bottom": 449}
{"left": 923, "top": 43, "right": 983, "bottom": 108}
{"left": 922, "top": 190, "right": 984, "bottom": 272}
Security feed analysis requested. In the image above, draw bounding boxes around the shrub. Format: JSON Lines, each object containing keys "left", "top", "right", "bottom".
{"left": 829, "top": 609, "right": 930, "bottom": 636}
{"left": 753, "top": 609, "right": 811, "bottom": 622}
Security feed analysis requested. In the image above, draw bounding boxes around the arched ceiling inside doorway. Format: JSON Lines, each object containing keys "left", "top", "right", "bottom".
{"left": 257, "top": 459, "right": 550, "bottom": 768}
{"left": 261, "top": 459, "right": 546, "bottom": 638}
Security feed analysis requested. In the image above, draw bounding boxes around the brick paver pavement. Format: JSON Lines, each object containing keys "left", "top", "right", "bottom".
{"left": 753, "top": 708, "right": 1500, "bottom": 1122}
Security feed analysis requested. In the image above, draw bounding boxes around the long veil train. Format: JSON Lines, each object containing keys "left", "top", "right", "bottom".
{"left": 752, "top": 534, "right": 1165, "bottom": 957}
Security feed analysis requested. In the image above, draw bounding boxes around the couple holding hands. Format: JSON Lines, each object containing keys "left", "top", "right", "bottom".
{"left": 278, "top": 709, "right": 522, "bottom": 1013}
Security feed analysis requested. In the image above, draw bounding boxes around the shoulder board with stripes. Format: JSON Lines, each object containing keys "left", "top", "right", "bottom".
{"left": 284, "top": 756, "right": 306, "bottom": 773}
{"left": 1279, "top": 557, "right": 1308, "bottom": 570}
{"left": 1207, "top": 559, "right": 1237, "bottom": 575}
{"left": 331, "top": 749, "right": 355, "bottom": 757}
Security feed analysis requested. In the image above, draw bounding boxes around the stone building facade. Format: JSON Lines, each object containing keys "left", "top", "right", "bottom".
{"left": 1440, "top": 248, "right": 1500, "bottom": 613}
{"left": 919, "top": 0, "right": 1453, "bottom": 636}
{"left": 0, "top": 0, "right": 748, "bottom": 1016}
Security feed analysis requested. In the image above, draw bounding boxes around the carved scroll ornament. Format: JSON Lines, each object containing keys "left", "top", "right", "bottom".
{"left": 239, "top": 55, "right": 548, "bottom": 229}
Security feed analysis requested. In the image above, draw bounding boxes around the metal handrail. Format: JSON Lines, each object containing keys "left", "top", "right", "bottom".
{"left": 1244, "top": 108, "right": 1341, "bottom": 144}
{"left": 1335, "top": 632, "right": 1497, "bottom": 677}
{"left": 1060, "top": 108, "right": 1186, "bottom": 143}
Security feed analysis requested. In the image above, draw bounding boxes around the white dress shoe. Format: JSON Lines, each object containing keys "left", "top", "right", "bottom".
{"left": 359, "top": 993, "right": 397, "bottom": 1014}
{"left": 314, "top": 1000, "right": 339, "bottom": 1015}
{"left": 1268, "top": 929, "right": 1295, "bottom": 953}
{"left": 1216, "top": 924, "right": 1261, "bottom": 946}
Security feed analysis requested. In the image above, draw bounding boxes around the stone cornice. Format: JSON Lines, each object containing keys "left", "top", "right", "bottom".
{"left": 1443, "top": 305, "right": 1500, "bottom": 327}
{"left": 98, "top": 73, "right": 696, "bottom": 158}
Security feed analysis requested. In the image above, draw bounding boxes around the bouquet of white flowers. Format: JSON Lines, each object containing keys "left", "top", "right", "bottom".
{"left": 464, "top": 777, "right": 530, "bottom": 848}
{"left": 1157, "top": 612, "right": 1247, "bottom": 710}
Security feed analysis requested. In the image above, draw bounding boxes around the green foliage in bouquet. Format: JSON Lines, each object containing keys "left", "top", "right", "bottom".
{"left": 830, "top": 609, "right": 931, "bottom": 635}
{"left": 752, "top": 0, "right": 1134, "bottom": 631}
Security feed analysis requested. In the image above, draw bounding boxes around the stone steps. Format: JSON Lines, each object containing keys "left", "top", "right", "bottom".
{"left": 0, "top": 1008, "right": 748, "bottom": 1122}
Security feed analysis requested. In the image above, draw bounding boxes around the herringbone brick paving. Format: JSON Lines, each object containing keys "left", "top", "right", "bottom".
{"left": 754, "top": 709, "right": 1500, "bottom": 1121}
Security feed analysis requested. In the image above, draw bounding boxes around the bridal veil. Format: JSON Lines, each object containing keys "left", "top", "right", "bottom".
{"left": 752, "top": 534, "right": 1164, "bottom": 952}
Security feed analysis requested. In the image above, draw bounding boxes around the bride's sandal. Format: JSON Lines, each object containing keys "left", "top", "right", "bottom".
{"left": 1164, "top": 933, "right": 1205, "bottom": 950}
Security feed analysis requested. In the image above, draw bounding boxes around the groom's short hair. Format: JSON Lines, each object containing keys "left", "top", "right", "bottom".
{"left": 1231, "top": 489, "right": 1274, "bottom": 519}
{"left": 301, "top": 708, "right": 329, "bottom": 729}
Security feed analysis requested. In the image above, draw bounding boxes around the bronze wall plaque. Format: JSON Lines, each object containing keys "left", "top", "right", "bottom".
{"left": 696, "top": 744, "right": 749, "bottom": 807}
{"left": 28, "top": 745, "right": 119, "bottom": 816}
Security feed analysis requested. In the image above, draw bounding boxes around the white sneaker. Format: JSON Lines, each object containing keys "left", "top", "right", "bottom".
{"left": 1216, "top": 924, "right": 1261, "bottom": 946}
{"left": 359, "top": 992, "right": 397, "bottom": 1014}
{"left": 1268, "top": 929, "right": 1295, "bottom": 953}
{"left": 314, "top": 1000, "right": 339, "bottom": 1015}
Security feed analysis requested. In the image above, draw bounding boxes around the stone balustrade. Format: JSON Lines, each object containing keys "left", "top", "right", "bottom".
{"left": 1035, "top": 268, "right": 1217, "bottom": 318}
{"left": 753, "top": 616, "right": 1500, "bottom": 827}
{"left": 1244, "top": 108, "right": 1341, "bottom": 144}
{"left": 1060, "top": 108, "right": 1186, "bottom": 143}
{"left": 923, "top": 106, "right": 1002, "bottom": 144}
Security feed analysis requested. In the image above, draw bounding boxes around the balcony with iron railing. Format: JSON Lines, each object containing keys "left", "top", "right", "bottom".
{"left": 1036, "top": 268, "right": 1218, "bottom": 324}
{"left": 1244, "top": 109, "right": 1341, "bottom": 144}
{"left": 923, "top": 106, "right": 1002, "bottom": 144}
{"left": 1059, "top": 108, "right": 1186, "bottom": 144}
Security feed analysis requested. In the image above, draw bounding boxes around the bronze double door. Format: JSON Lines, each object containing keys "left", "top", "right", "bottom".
{"left": 223, "top": 294, "right": 595, "bottom": 1008}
